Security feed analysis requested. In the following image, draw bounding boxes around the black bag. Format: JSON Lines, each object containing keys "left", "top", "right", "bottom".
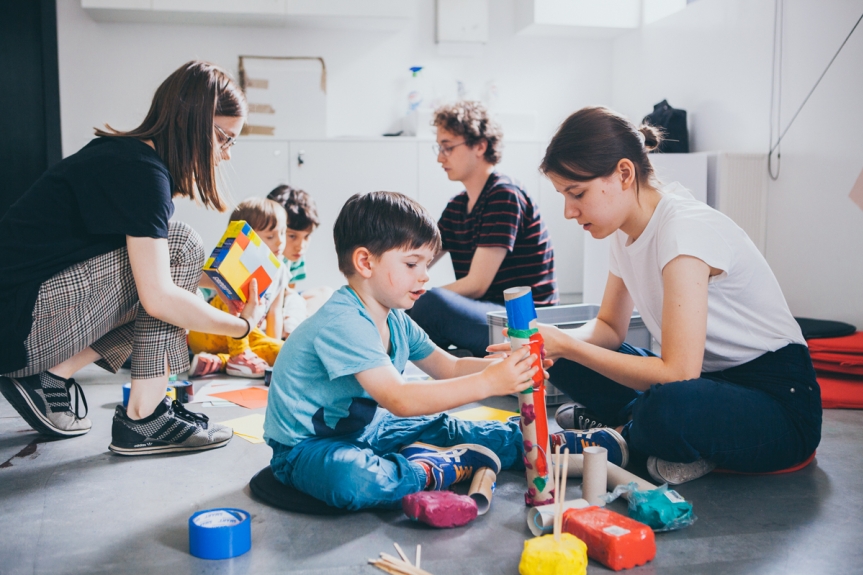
{"left": 642, "top": 100, "right": 689, "bottom": 153}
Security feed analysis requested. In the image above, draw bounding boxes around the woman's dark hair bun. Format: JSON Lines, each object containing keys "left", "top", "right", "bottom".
{"left": 638, "top": 124, "right": 662, "bottom": 151}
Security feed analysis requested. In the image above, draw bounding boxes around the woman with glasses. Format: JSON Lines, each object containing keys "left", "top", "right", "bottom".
{"left": 410, "top": 101, "right": 558, "bottom": 358}
{"left": 0, "top": 61, "right": 267, "bottom": 456}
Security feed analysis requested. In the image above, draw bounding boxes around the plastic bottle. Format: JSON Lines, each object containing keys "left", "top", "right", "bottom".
{"left": 403, "top": 66, "right": 424, "bottom": 136}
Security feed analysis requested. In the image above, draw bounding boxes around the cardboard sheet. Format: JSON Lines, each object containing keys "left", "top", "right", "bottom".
{"left": 220, "top": 413, "right": 266, "bottom": 444}
{"left": 450, "top": 406, "right": 518, "bottom": 423}
{"left": 210, "top": 387, "right": 269, "bottom": 410}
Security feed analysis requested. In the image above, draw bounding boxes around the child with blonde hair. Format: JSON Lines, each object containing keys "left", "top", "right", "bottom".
{"left": 188, "top": 198, "right": 290, "bottom": 377}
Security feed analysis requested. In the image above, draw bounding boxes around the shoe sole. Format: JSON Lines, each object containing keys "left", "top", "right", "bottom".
{"left": 402, "top": 441, "right": 502, "bottom": 474}
{"left": 0, "top": 377, "right": 89, "bottom": 438}
{"left": 225, "top": 367, "right": 266, "bottom": 378}
{"left": 108, "top": 435, "right": 231, "bottom": 456}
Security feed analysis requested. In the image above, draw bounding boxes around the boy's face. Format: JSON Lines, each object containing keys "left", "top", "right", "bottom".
{"left": 284, "top": 227, "right": 313, "bottom": 262}
{"left": 366, "top": 245, "right": 435, "bottom": 310}
{"left": 259, "top": 221, "right": 287, "bottom": 259}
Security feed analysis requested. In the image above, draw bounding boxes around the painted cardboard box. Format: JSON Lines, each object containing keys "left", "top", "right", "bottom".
{"left": 203, "top": 220, "right": 282, "bottom": 304}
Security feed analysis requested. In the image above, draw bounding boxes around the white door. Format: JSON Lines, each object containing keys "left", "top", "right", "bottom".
{"left": 288, "top": 140, "right": 419, "bottom": 291}
{"left": 172, "top": 140, "right": 290, "bottom": 255}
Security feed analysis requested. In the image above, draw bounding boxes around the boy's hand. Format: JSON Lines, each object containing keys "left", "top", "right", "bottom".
{"left": 481, "top": 346, "right": 539, "bottom": 397}
{"left": 239, "top": 279, "right": 267, "bottom": 327}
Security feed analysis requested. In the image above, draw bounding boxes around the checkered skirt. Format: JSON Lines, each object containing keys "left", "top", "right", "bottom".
{"left": 5, "top": 221, "right": 204, "bottom": 380}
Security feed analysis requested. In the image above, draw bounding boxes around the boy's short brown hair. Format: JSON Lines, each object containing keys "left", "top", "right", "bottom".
{"left": 230, "top": 197, "right": 286, "bottom": 232}
{"left": 433, "top": 101, "right": 503, "bottom": 165}
{"left": 267, "top": 185, "right": 320, "bottom": 231}
{"left": 333, "top": 191, "right": 441, "bottom": 277}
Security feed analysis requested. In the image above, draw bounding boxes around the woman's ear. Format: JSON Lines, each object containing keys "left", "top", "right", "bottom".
{"left": 617, "top": 158, "right": 637, "bottom": 191}
{"left": 352, "top": 247, "right": 374, "bottom": 279}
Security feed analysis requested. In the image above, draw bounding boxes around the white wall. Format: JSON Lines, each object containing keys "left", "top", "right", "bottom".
{"left": 56, "top": 0, "right": 610, "bottom": 295}
{"left": 612, "top": 0, "right": 863, "bottom": 327}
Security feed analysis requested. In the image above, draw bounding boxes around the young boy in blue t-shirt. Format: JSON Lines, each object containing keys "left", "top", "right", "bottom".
{"left": 263, "top": 191, "right": 540, "bottom": 510}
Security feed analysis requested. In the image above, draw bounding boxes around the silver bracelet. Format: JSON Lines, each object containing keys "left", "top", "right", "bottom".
{"left": 232, "top": 316, "right": 251, "bottom": 339}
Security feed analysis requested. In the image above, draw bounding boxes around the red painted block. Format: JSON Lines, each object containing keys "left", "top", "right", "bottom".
{"left": 562, "top": 506, "right": 655, "bottom": 571}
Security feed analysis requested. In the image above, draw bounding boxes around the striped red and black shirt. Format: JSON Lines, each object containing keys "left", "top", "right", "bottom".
{"left": 439, "top": 172, "right": 558, "bottom": 306}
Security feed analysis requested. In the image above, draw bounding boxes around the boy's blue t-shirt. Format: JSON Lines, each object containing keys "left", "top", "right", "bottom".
{"left": 264, "top": 285, "right": 436, "bottom": 448}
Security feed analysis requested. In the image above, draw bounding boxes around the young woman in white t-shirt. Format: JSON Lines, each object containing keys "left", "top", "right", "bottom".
{"left": 491, "top": 107, "right": 821, "bottom": 485}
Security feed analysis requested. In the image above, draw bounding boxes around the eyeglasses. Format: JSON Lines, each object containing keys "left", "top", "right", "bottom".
{"left": 432, "top": 141, "right": 467, "bottom": 157}
{"left": 215, "top": 124, "right": 237, "bottom": 150}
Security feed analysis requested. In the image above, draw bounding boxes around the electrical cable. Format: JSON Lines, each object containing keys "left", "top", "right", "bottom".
{"left": 769, "top": 5, "right": 863, "bottom": 180}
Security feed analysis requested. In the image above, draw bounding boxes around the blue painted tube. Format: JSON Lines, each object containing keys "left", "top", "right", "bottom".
{"left": 503, "top": 287, "right": 536, "bottom": 331}
{"left": 188, "top": 508, "right": 252, "bottom": 560}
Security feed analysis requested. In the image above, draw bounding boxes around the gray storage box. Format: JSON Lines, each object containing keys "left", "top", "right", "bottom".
{"left": 486, "top": 304, "right": 651, "bottom": 406}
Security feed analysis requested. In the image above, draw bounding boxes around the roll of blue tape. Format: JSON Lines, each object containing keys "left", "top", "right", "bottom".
{"left": 189, "top": 508, "right": 252, "bottom": 560}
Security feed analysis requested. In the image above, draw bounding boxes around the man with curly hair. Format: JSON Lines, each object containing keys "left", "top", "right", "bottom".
{"left": 411, "top": 101, "right": 558, "bottom": 358}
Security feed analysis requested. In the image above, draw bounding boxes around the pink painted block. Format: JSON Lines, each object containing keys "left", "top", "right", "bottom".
{"left": 402, "top": 491, "right": 478, "bottom": 528}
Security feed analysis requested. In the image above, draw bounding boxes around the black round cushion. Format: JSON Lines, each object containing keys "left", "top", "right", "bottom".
{"left": 249, "top": 466, "right": 352, "bottom": 515}
{"left": 795, "top": 317, "right": 857, "bottom": 340}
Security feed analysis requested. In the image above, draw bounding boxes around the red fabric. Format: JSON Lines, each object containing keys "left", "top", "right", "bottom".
{"left": 812, "top": 360, "right": 863, "bottom": 376}
{"left": 808, "top": 331, "right": 863, "bottom": 354}
{"left": 714, "top": 451, "right": 816, "bottom": 475}
{"left": 818, "top": 374, "right": 863, "bottom": 409}
{"left": 810, "top": 351, "right": 863, "bottom": 366}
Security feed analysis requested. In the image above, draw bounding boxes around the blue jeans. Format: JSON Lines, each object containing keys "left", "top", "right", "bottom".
{"left": 408, "top": 287, "right": 504, "bottom": 358}
{"left": 547, "top": 343, "right": 822, "bottom": 472}
{"left": 269, "top": 410, "right": 523, "bottom": 510}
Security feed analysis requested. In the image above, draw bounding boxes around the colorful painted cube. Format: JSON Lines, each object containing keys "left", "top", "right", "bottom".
{"left": 203, "top": 220, "right": 282, "bottom": 304}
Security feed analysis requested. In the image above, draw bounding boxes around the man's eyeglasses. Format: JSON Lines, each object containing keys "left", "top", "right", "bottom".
{"left": 432, "top": 141, "right": 467, "bottom": 157}
{"left": 215, "top": 125, "right": 237, "bottom": 150}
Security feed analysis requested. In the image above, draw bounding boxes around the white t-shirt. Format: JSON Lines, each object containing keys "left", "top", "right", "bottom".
{"left": 609, "top": 182, "right": 804, "bottom": 372}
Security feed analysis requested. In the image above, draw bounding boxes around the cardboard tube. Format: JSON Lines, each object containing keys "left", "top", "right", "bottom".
{"left": 468, "top": 467, "right": 496, "bottom": 516}
{"left": 582, "top": 446, "right": 608, "bottom": 506}
{"left": 526, "top": 499, "right": 589, "bottom": 537}
{"left": 556, "top": 454, "right": 657, "bottom": 493}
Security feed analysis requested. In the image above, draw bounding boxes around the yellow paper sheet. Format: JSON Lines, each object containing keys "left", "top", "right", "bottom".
{"left": 450, "top": 406, "right": 518, "bottom": 423}
{"left": 220, "top": 413, "right": 266, "bottom": 444}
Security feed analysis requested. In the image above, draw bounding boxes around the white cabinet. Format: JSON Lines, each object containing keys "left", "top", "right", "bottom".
{"left": 172, "top": 140, "right": 290, "bottom": 254}
{"left": 288, "top": 140, "right": 418, "bottom": 291}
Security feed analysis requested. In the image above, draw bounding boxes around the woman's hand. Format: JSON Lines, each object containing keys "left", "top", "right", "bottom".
{"left": 238, "top": 279, "right": 267, "bottom": 328}
{"left": 485, "top": 325, "right": 569, "bottom": 365}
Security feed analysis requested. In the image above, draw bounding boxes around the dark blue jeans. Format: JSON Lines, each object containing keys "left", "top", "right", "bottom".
{"left": 547, "top": 343, "right": 822, "bottom": 473}
{"left": 409, "top": 287, "right": 504, "bottom": 358}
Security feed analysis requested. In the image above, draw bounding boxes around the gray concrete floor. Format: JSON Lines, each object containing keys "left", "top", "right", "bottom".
{"left": 2, "top": 365, "right": 862, "bottom": 575}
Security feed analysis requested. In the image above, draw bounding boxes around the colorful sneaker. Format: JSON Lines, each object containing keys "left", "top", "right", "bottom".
{"left": 551, "top": 428, "right": 629, "bottom": 468}
{"left": 555, "top": 402, "right": 606, "bottom": 430}
{"left": 109, "top": 397, "right": 232, "bottom": 456}
{"left": 400, "top": 442, "right": 502, "bottom": 491}
{"left": 647, "top": 456, "right": 716, "bottom": 485}
{"left": 225, "top": 350, "right": 268, "bottom": 378}
{"left": 0, "top": 373, "right": 91, "bottom": 437}
{"left": 189, "top": 352, "right": 224, "bottom": 377}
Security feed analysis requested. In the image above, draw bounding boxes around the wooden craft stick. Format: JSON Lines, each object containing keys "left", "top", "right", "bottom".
{"left": 559, "top": 447, "right": 570, "bottom": 536}
{"left": 379, "top": 553, "right": 432, "bottom": 575}
{"left": 394, "top": 542, "right": 410, "bottom": 564}
{"left": 553, "top": 444, "right": 562, "bottom": 541}
{"left": 416, "top": 544, "right": 421, "bottom": 569}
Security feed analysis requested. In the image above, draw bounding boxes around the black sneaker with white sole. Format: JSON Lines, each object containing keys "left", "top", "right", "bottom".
{"left": 555, "top": 402, "right": 606, "bottom": 430}
{"left": 0, "top": 373, "right": 91, "bottom": 437}
{"left": 109, "top": 397, "right": 232, "bottom": 456}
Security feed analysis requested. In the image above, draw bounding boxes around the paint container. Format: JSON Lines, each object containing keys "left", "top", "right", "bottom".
{"left": 527, "top": 498, "right": 590, "bottom": 537}
{"left": 173, "top": 380, "right": 194, "bottom": 403}
{"left": 264, "top": 368, "right": 273, "bottom": 387}
{"left": 121, "top": 383, "right": 183, "bottom": 408}
{"left": 582, "top": 446, "right": 608, "bottom": 506}
{"left": 468, "top": 467, "right": 497, "bottom": 515}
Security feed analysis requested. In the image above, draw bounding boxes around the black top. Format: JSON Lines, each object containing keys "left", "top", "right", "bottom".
{"left": 438, "top": 172, "right": 558, "bottom": 306}
{"left": 0, "top": 137, "right": 174, "bottom": 373}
